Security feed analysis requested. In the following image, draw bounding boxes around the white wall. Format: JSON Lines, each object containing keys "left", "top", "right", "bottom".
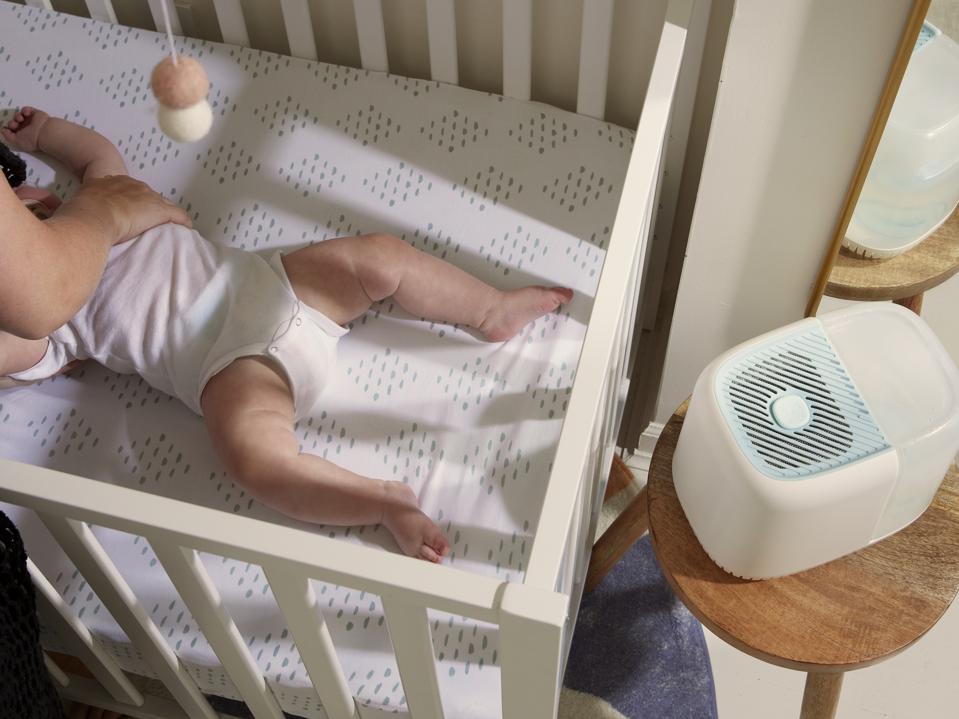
{"left": 656, "top": 0, "right": 921, "bottom": 422}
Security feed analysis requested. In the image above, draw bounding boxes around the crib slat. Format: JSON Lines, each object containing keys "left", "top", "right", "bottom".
{"left": 213, "top": 0, "right": 251, "bottom": 47}
{"left": 425, "top": 0, "right": 458, "bottom": 84}
{"left": 44, "top": 652, "right": 71, "bottom": 688}
{"left": 28, "top": 558, "right": 143, "bottom": 705}
{"left": 280, "top": 0, "right": 318, "bottom": 60}
{"left": 499, "top": 584, "right": 567, "bottom": 719}
{"left": 147, "top": 0, "right": 182, "bottom": 36}
{"left": 381, "top": 597, "right": 444, "bottom": 719}
{"left": 502, "top": 0, "right": 532, "bottom": 100}
{"left": 151, "top": 541, "right": 285, "bottom": 719}
{"left": 264, "top": 565, "right": 358, "bottom": 719}
{"left": 85, "top": 0, "right": 117, "bottom": 24}
{"left": 352, "top": 0, "right": 389, "bottom": 72}
{"left": 37, "top": 515, "right": 217, "bottom": 718}
{"left": 25, "top": 0, "right": 54, "bottom": 10}
{"left": 576, "top": 0, "right": 615, "bottom": 119}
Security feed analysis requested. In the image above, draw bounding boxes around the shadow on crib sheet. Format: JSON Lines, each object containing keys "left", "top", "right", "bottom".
{"left": 223, "top": 170, "right": 598, "bottom": 329}
{"left": 163, "top": 71, "right": 615, "bottom": 265}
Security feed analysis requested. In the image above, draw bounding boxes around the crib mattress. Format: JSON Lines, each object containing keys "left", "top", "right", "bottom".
{"left": 0, "top": 4, "right": 633, "bottom": 717}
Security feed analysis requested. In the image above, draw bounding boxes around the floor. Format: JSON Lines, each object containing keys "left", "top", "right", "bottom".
{"left": 622, "top": 453, "right": 959, "bottom": 719}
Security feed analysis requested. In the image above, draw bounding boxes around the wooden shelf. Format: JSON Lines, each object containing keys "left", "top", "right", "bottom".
{"left": 826, "top": 206, "right": 959, "bottom": 302}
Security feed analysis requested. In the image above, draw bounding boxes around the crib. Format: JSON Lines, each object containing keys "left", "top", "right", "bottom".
{"left": 0, "top": 0, "right": 702, "bottom": 717}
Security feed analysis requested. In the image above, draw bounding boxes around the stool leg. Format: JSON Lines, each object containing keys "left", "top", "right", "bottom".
{"left": 893, "top": 292, "right": 923, "bottom": 315}
{"left": 800, "top": 673, "right": 843, "bottom": 719}
{"left": 585, "top": 485, "right": 649, "bottom": 593}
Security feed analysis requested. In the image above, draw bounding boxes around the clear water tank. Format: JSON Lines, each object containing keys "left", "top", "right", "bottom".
{"left": 845, "top": 23, "right": 959, "bottom": 258}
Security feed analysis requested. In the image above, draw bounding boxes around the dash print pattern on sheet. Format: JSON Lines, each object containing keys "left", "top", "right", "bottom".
{"left": 0, "top": 5, "right": 633, "bottom": 718}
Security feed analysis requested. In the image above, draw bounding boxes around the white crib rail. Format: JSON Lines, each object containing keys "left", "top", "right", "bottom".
{"left": 352, "top": 0, "right": 389, "bottom": 72}
{"left": 280, "top": 0, "right": 318, "bottom": 60}
{"left": 212, "top": 0, "right": 250, "bottom": 48}
{"left": 577, "top": 0, "right": 617, "bottom": 118}
{"left": 502, "top": 0, "right": 533, "bottom": 101}
{"left": 150, "top": 541, "right": 285, "bottom": 719}
{"left": 38, "top": 513, "right": 219, "bottom": 718}
{"left": 0, "top": 462, "right": 510, "bottom": 717}
{"left": 524, "top": 0, "right": 694, "bottom": 592}
{"left": 147, "top": 0, "right": 181, "bottom": 37}
{"left": 84, "top": 0, "right": 116, "bottom": 24}
{"left": 28, "top": 557, "right": 143, "bottom": 705}
{"left": 381, "top": 597, "right": 445, "bottom": 717}
{"left": 263, "top": 565, "right": 357, "bottom": 719}
{"left": 43, "top": 650, "right": 71, "bottom": 687}
{"left": 499, "top": 583, "right": 568, "bottom": 718}
{"left": 426, "top": 0, "right": 458, "bottom": 84}
{"left": 123, "top": 0, "right": 646, "bottom": 124}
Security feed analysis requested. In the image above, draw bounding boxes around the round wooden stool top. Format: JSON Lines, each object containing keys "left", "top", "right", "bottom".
{"left": 647, "top": 401, "right": 959, "bottom": 673}
{"left": 826, "top": 208, "right": 959, "bottom": 302}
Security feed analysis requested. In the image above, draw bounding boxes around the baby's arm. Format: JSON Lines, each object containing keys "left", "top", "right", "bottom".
{"left": 1, "top": 107, "right": 127, "bottom": 182}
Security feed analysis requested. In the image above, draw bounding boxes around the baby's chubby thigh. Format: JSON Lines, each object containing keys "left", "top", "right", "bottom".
{"left": 200, "top": 356, "right": 299, "bottom": 483}
{"left": 279, "top": 234, "right": 404, "bottom": 325}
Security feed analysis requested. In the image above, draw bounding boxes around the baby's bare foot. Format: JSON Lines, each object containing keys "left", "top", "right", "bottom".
{"left": 479, "top": 286, "right": 573, "bottom": 342}
{"left": 1, "top": 106, "right": 49, "bottom": 153}
{"left": 381, "top": 481, "right": 450, "bottom": 563}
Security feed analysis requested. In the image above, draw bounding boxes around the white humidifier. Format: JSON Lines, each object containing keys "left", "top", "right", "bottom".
{"left": 673, "top": 304, "right": 959, "bottom": 579}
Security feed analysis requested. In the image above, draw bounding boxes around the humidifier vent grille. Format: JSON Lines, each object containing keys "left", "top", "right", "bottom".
{"left": 716, "top": 328, "right": 890, "bottom": 480}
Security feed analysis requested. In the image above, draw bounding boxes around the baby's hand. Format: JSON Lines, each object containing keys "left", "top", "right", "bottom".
{"left": 2, "top": 106, "right": 50, "bottom": 153}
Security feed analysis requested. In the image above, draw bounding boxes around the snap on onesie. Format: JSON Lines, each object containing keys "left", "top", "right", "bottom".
{"left": 9, "top": 223, "right": 347, "bottom": 418}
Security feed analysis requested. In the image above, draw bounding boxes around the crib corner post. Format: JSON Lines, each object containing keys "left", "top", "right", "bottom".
{"left": 498, "top": 583, "right": 568, "bottom": 719}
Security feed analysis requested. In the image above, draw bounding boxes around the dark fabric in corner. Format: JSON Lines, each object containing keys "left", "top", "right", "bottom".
{"left": 0, "top": 510, "right": 65, "bottom": 719}
{"left": 564, "top": 536, "right": 718, "bottom": 719}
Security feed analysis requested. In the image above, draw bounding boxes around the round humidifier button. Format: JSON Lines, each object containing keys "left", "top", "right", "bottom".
{"left": 771, "top": 394, "right": 811, "bottom": 430}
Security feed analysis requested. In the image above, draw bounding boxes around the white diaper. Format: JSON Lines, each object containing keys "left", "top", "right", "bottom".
{"left": 8, "top": 224, "right": 347, "bottom": 420}
{"left": 196, "top": 251, "right": 348, "bottom": 419}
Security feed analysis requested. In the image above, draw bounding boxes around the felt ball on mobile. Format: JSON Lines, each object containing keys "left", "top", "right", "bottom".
{"left": 157, "top": 101, "right": 213, "bottom": 143}
{"left": 151, "top": 56, "right": 208, "bottom": 108}
{"left": 150, "top": 55, "right": 212, "bottom": 142}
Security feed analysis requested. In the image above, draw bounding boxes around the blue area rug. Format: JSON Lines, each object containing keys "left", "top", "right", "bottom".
{"left": 563, "top": 536, "right": 718, "bottom": 719}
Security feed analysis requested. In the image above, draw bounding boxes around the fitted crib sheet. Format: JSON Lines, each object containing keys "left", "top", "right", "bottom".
{"left": 0, "top": 4, "right": 634, "bottom": 717}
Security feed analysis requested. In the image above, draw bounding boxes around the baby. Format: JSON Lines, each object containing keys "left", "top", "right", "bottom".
{"left": 0, "top": 108, "right": 572, "bottom": 562}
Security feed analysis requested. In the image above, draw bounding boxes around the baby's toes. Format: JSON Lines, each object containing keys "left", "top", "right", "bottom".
{"left": 541, "top": 287, "right": 573, "bottom": 310}
{"left": 425, "top": 525, "right": 450, "bottom": 558}
{"left": 419, "top": 544, "right": 442, "bottom": 563}
{"left": 552, "top": 287, "right": 574, "bottom": 304}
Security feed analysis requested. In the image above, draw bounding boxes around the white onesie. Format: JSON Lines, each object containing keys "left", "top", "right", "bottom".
{"left": 10, "top": 224, "right": 347, "bottom": 418}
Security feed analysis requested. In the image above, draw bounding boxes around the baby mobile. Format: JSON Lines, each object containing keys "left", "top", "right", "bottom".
{"left": 149, "top": 0, "right": 213, "bottom": 142}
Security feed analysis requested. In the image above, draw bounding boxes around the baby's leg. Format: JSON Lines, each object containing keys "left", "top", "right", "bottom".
{"left": 200, "top": 357, "right": 450, "bottom": 562}
{"left": 0, "top": 332, "right": 47, "bottom": 376}
{"left": 282, "top": 233, "right": 572, "bottom": 340}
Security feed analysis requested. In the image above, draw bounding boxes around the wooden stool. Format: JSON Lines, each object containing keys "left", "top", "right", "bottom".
{"left": 826, "top": 207, "right": 959, "bottom": 315}
{"left": 646, "top": 400, "right": 959, "bottom": 719}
